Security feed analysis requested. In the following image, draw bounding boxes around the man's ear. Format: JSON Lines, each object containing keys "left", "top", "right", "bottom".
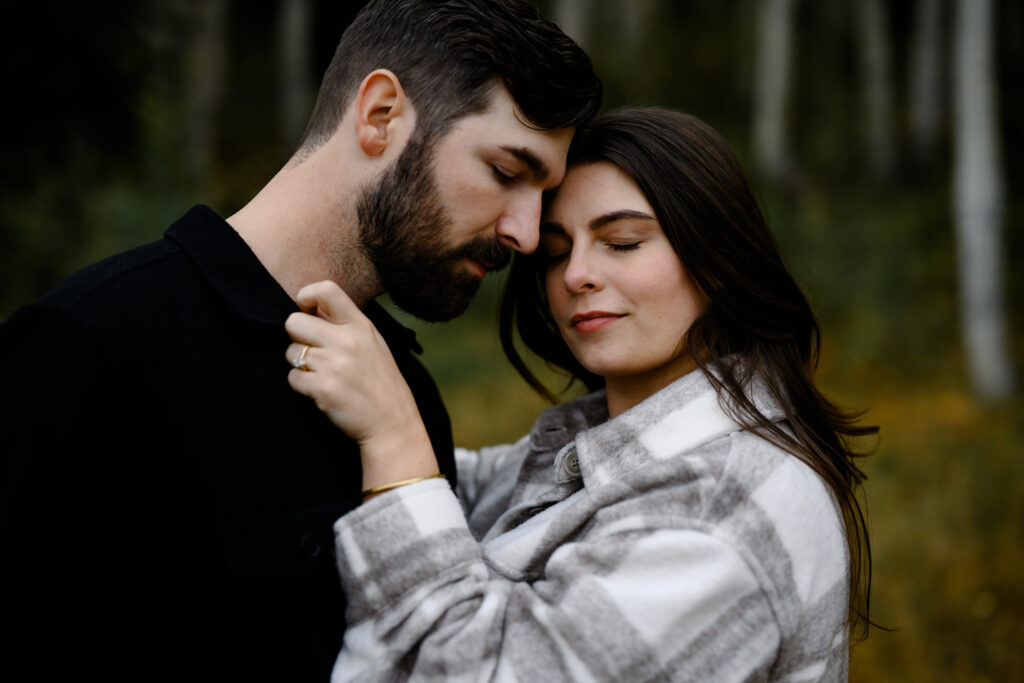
{"left": 353, "top": 69, "right": 411, "bottom": 158}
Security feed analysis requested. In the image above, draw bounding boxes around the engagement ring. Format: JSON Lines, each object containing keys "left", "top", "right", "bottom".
{"left": 292, "top": 345, "right": 312, "bottom": 371}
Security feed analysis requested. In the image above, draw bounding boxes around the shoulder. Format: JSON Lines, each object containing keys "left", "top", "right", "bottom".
{"left": 41, "top": 239, "right": 183, "bottom": 311}
{"left": 1, "top": 238, "right": 186, "bottom": 348}
{"left": 20, "top": 205, "right": 246, "bottom": 326}
{"left": 620, "top": 424, "right": 845, "bottom": 565}
{"left": 701, "top": 431, "right": 849, "bottom": 652}
{"left": 716, "top": 429, "right": 847, "bottom": 577}
{"left": 612, "top": 411, "right": 849, "bottom": 648}
{"left": 622, "top": 373, "right": 846, "bottom": 577}
{"left": 651, "top": 428, "right": 848, "bottom": 606}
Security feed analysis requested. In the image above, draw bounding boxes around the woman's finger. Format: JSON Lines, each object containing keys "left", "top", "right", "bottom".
{"left": 287, "top": 365, "right": 318, "bottom": 396}
{"left": 295, "top": 280, "right": 364, "bottom": 325}
{"left": 285, "top": 341, "right": 314, "bottom": 372}
{"left": 285, "top": 310, "right": 339, "bottom": 347}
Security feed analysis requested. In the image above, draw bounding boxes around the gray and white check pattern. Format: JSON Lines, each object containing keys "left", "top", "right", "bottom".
{"left": 332, "top": 369, "right": 850, "bottom": 682}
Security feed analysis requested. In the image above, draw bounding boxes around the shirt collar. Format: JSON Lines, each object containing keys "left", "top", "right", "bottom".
{"left": 533, "top": 369, "right": 785, "bottom": 492}
{"left": 165, "top": 205, "right": 296, "bottom": 326}
{"left": 164, "top": 204, "right": 422, "bottom": 352}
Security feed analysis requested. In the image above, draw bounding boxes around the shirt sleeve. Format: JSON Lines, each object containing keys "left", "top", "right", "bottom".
{"left": 331, "top": 478, "right": 781, "bottom": 682}
{"left": 453, "top": 437, "right": 529, "bottom": 539}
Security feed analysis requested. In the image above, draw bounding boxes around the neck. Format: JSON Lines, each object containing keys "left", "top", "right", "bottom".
{"left": 226, "top": 156, "right": 382, "bottom": 308}
{"left": 603, "top": 356, "right": 699, "bottom": 419}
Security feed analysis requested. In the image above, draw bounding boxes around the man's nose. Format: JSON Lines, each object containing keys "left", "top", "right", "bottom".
{"left": 495, "top": 191, "right": 542, "bottom": 254}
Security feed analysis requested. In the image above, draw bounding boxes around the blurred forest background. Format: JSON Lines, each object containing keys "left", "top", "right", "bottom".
{"left": 1, "top": 0, "right": 1021, "bottom": 680}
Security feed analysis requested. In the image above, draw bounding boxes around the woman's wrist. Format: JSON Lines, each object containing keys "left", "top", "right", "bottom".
{"left": 359, "top": 420, "right": 439, "bottom": 495}
{"left": 361, "top": 473, "right": 444, "bottom": 500}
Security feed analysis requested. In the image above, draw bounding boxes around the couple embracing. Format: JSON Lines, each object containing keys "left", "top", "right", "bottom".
{"left": 0, "top": 1, "right": 873, "bottom": 681}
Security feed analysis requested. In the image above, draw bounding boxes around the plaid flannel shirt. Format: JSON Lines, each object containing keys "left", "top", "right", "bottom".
{"left": 332, "top": 369, "right": 850, "bottom": 682}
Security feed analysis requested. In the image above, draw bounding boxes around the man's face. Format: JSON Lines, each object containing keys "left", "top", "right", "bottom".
{"left": 357, "top": 84, "right": 573, "bottom": 322}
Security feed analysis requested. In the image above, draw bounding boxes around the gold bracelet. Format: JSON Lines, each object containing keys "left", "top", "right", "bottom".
{"left": 361, "top": 473, "right": 444, "bottom": 498}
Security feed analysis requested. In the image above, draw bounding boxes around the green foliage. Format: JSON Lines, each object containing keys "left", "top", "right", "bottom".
{"left": 842, "top": 382, "right": 1024, "bottom": 682}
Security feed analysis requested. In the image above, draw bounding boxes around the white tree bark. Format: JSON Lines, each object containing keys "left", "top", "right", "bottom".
{"left": 751, "top": 0, "right": 796, "bottom": 181}
{"left": 278, "top": 0, "right": 312, "bottom": 152}
{"left": 953, "top": 0, "right": 1014, "bottom": 399}
{"left": 552, "top": 0, "right": 591, "bottom": 51}
{"left": 856, "top": 0, "right": 896, "bottom": 177}
{"left": 909, "top": 0, "right": 943, "bottom": 164}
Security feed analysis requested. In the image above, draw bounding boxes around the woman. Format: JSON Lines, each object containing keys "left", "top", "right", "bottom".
{"left": 285, "top": 108, "right": 876, "bottom": 681}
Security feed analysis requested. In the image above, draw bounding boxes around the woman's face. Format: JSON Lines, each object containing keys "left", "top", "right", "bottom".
{"left": 542, "top": 162, "right": 706, "bottom": 394}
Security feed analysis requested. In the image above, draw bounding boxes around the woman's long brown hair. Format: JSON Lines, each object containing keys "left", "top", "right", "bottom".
{"left": 500, "top": 107, "right": 878, "bottom": 640}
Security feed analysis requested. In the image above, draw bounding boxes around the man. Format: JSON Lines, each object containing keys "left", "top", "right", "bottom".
{"left": 0, "top": 1, "right": 601, "bottom": 680}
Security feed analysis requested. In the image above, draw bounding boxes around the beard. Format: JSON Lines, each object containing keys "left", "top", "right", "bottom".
{"left": 356, "top": 133, "right": 511, "bottom": 322}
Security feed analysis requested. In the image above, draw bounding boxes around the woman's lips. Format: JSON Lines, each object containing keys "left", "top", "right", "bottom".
{"left": 570, "top": 311, "right": 625, "bottom": 333}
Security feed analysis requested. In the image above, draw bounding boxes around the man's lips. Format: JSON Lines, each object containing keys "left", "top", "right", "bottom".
{"left": 464, "top": 259, "right": 487, "bottom": 278}
{"left": 569, "top": 311, "right": 625, "bottom": 332}
{"left": 458, "top": 239, "right": 511, "bottom": 279}
{"left": 461, "top": 249, "right": 509, "bottom": 279}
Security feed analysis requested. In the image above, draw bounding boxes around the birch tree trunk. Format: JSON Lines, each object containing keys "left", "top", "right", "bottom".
{"left": 751, "top": 0, "right": 796, "bottom": 182}
{"left": 552, "top": 0, "right": 590, "bottom": 51}
{"left": 953, "top": 0, "right": 1014, "bottom": 399}
{"left": 909, "top": 0, "right": 943, "bottom": 165}
{"left": 856, "top": 0, "right": 896, "bottom": 178}
{"left": 278, "top": 0, "right": 312, "bottom": 153}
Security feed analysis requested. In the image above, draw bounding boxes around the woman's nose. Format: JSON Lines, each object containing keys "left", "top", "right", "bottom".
{"left": 562, "top": 247, "right": 602, "bottom": 293}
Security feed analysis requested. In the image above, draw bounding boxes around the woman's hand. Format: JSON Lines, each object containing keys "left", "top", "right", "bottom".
{"left": 285, "top": 281, "right": 438, "bottom": 492}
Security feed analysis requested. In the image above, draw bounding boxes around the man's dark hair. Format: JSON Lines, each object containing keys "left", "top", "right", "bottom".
{"left": 297, "top": 0, "right": 602, "bottom": 156}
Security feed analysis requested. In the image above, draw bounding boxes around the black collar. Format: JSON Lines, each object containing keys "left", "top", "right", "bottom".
{"left": 164, "top": 205, "right": 421, "bottom": 353}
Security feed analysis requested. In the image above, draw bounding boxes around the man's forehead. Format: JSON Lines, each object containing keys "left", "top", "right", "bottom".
{"left": 474, "top": 82, "right": 574, "bottom": 143}
{"left": 440, "top": 82, "right": 574, "bottom": 182}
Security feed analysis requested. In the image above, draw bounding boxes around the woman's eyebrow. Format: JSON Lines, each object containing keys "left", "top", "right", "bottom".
{"left": 589, "top": 209, "right": 655, "bottom": 230}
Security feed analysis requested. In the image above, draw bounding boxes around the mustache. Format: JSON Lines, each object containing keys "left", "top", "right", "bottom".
{"left": 451, "top": 236, "right": 512, "bottom": 272}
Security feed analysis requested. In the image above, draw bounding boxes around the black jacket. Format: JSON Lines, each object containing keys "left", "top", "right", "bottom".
{"left": 0, "top": 205, "right": 455, "bottom": 681}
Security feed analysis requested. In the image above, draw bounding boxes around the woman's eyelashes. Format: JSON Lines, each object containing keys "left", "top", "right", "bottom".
{"left": 541, "top": 238, "right": 643, "bottom": 266}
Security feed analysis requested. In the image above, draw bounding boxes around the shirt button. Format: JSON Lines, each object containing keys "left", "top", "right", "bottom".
{"left": 563, "top": 450, "right": 581, "bottom": 478}
{"left": 299, "top": 531, "right": 322, "bottom": 558}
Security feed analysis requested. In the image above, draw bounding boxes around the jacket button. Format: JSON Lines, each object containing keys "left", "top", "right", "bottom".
{"left": 299, "top": 531, "right": 322, "bottom": 558}
{"left": 563, "top": 451, "right": 580, "bottom": 478}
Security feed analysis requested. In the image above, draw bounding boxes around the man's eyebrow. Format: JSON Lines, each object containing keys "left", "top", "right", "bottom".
{"left": 590, "top": 209, "right": 655, "bottom": 229}
{"left": 500, "top": 146, "right": 551, "bottom": 182}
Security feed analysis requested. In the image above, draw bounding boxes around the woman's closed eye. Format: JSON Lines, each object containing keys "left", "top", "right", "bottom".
{"left": 608, "top": 241, "right": 641, "bottom": 253}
